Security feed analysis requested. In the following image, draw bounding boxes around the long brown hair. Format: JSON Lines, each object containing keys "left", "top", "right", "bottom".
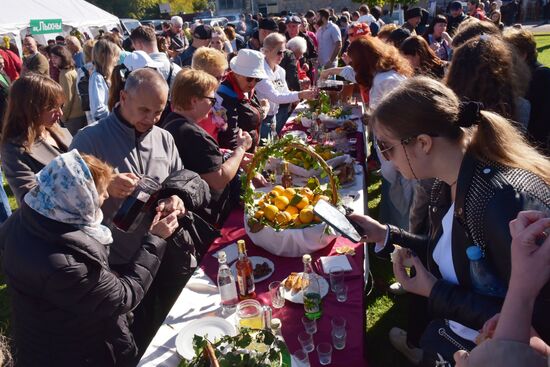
{"left": 92, "top": 39, "right": 119, "bottom": 80}
{"left": 445, "top": 36, "right": 517, "bottom": 119}
{"left": 1, "top": 74, "right": 64, "bottom": 149}
{"left": 50, "top": 45, "right": 75, "bottom": 70}
{"left": 400, "top": 36, "right": 445, "bottom": 78}
{"left": 372, "top": 76, "right": 550, "bottom": 184}
{"left": 347, "top": 36, "right": 413, "bottom": 89}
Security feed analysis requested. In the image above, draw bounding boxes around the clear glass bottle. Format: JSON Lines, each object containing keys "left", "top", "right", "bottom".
{"left": 281, "top": 161, "right": 293, "bottom": 188}
{"left": 236, "top": 239, "right": 256, "bottom": 299}
{"left": 466, "top": 245, "right": 506, "bottom": 298}
{"left": 302, "top": 254, "right": 322, "bottom": 320}
{"left": 217, "top": 250, "right": 238, "bottom": 315}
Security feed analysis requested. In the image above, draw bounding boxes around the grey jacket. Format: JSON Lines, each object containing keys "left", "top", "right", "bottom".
{"left": 70, "top": 110, "right": 183, "bottom": 264}
{"left": 0, "top": 127, "right": 72, "bottom": 204}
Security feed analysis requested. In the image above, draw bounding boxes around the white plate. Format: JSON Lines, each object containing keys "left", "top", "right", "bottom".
{"left": 230, "top": 256, "right": 275, "bottom": 283}
{"left": 281, "top": 273, "right": 330, "bottom": 304}
{"left": 176, "top": 317, "right": 237, "bottom": 360}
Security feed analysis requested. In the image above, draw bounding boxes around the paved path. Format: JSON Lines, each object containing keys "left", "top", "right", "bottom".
{"left": 520, "top": 22, "right": 550, "bottom": 34}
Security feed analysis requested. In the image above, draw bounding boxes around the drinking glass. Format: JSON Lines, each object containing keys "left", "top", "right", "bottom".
{"left": 269, "top": 281, "right": 285, "bottom": 309}
{"left": 293, "top": 349, "right": 311, "bottom": 366}
{"left": 298, "top": 332, "right": 315, "bottom": 353}
{"left": 301, "top": 316, "right": 317, "bottom": 334}
{"left": 236, "top": 299, "right": 263, "bottom": 330}
{"left": 329, "top": 266, "right": 345, "bottom": 293}
{"left": 331, "top": 316, "right": 346, "bottom": 337}
{"left": 332, "top": 329, "right": 347, "bottom": 350}
{"left": 335, "top": 284, "right": 348, "bottom": 302}
{"left": 317, "top": 342, "right": 333, "bottom": 365}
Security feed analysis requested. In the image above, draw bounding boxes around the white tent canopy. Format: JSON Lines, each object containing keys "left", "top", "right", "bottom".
{"left": 0, "top": 0, "right": 120, "bottom": 53}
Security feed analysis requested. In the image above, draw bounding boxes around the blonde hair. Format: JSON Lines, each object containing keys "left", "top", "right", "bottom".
{"left": 82, "top": 39, "right": 96, "bottom": 64}
{"left": 92, "top": 39, "right": 120, "bottom": 80}
{"left": 191, "top": 47, "right": 228, "bottom": 75}
{"left": 263, "top": 32, "right": 286, "bottom": 51}
{"left": 171, "top": 69, "right": 218, "bottom": 110}
{"left": 372, "top": 76, "right": 550, "bottom": 184}
{"left": 377, "top": 23, "right": 399, "bottom": 40}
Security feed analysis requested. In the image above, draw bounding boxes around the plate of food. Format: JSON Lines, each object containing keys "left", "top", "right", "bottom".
{"left": 176, "top": 317, "right": 237, "bottom": 360}
{"left": 281, "top": 272, "right": 330, "bottom": 304}
{"left": 231, "top": 256, "right": 275, "bottom": 283}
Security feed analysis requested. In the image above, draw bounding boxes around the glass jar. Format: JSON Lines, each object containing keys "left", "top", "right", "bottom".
{"left": 236, "top": 299, "right": 263, "bottom": 330}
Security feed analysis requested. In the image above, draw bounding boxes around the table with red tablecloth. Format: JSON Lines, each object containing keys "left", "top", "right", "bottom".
{"left": 138, "top": 102, "right": 369, "bottom": 367}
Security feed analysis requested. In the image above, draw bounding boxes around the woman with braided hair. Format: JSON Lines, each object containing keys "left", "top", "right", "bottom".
{"left": 350, "top": 77, "right": 550, "bottom": 366}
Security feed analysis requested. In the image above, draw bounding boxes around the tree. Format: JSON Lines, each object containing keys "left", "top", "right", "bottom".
{"left": 351, "top": 0, "right": 418, "bottom": 10}
{"left": 88, "top": 0, "right": 158, "bottom": 18}
{"left": 192, "top": 0, "right": 209, "bottom": 12}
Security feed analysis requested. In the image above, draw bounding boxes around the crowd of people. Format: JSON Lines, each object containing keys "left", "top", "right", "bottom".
{"left": 0, "top": 3, "right": 549, "bottom": 366}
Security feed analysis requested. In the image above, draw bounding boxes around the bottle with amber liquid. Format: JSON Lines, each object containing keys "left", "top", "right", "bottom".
{"left": 236, "top": 239, "right": 256, "bottom": 299}
{"left": 281, "top": 161, "right": 293, "bottom": 188}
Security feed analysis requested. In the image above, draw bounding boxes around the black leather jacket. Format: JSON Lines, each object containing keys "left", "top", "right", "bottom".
{"left": 378, "top": 153, "right": 550, "bottom": 341}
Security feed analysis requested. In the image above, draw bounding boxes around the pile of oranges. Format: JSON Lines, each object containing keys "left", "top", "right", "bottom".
{"left": 252, "top": 185, "right": 330, "bottom": 229}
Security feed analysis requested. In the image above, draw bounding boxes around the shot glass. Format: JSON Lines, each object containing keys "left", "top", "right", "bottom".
{"left": 331, "top": 316, "right": 346, "bottom": 337}
{"left": 334, "top": 284, "right": 348, "bottom": 302}
{"left": 332, "top": 329, "right": 347, "bottom": 350}
{"left": 329, "top": 266, "right": 345, "bottom": 293}
{"left": 293, "top": 349, "right": 311, "bottom": 366}
{"left": 298, "top": 332, "right": 315, "bottom": 353}
{"left": 302, "top": 316, "right": 317, "bottom": 334}
{"left": 317, "top": 342, "right": 333, "bottom": 365}
{"left": 269, "top": 281, "right": 285, "bottom": 309}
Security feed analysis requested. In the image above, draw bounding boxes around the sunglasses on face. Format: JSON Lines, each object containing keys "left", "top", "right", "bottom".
{"left": 276, "top": 49, "right": 286, "bottom": 56}
{"left": 246, "top": 76, "right": 262, "bottom": 83}
{"left": 203, "top": 96, "right": 217, "bottom": 106}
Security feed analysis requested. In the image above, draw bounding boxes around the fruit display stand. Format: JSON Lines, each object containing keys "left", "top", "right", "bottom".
{"left": 242, "top": 136, "right": 339, "bottom": 257}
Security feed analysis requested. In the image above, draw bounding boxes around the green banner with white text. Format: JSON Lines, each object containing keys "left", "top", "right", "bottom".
{"left": 30, "top": 19, "right": 63, "bottom": 35}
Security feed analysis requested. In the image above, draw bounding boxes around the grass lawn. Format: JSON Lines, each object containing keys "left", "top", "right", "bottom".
{"left": 534, "top": 33, "right": 550, "bottom": 67}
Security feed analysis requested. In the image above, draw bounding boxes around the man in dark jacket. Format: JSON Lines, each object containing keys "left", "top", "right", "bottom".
{"left": 447, "top": 1, "right": 469, "bottom": 36}
{"left": 174, "top": 24, "right": 213, "bottom": 67}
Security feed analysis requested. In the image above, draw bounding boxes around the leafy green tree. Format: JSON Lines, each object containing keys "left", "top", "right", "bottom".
{"left": 192, "top": 0, "right": 209, "bottom": 12}
{"left": 351, "top": 0, "right": 418, "bottom": 11}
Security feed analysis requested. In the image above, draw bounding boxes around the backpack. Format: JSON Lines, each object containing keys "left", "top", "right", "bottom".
{"left": 77, "top": 66, "right": 90, "bottom": 112}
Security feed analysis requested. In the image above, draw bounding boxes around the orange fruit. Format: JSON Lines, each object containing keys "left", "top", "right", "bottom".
{"left": 272, "top": 185, "right": 285, "bottom": 195}
{"left": 296, "top": 196, "right": 309, "bottom": 210}
{"left": 263, "top": 204, "right": 279, "bottom": 222}
{"left": 285, "top": 205, "right": 299, "bottom": 216}
{"left": 273, "top": 195, "right": 289, "bottom": 210}
{"left": 275, "top": 211, "right": 292, "bottom": 225}
{"left": 254, "top": 210, "right": 264, "bottom": 219}
{"left": 299, "top": 208, "right": 314, "bottom": 224}
{"left": 282, "top": 187, "right": 296, "bottom": 200}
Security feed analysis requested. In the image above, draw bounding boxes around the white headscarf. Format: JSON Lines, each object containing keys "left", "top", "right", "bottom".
{"left": 24, "top": 150, "right": 113, "bottom": 245}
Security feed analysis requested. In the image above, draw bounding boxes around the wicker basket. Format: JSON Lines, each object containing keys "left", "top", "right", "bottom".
{"left": 243, "top": 140, "right": 339, "bottom": 257}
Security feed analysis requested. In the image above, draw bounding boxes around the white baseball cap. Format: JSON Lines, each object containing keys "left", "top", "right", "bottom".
{"left": 229, "top": 49, "right": 268, "bottom": 79}
{"left": 123, "top": 51, "right": 164, "bottom": 71}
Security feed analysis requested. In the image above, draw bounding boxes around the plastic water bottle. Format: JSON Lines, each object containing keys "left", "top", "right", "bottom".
{"left": 217, "top": 250, "right": 238, "bottom": 315}
{"left": 466, "top": 246, "right": 506, "bottom": 298}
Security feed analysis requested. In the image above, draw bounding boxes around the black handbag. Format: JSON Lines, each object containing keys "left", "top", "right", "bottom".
{"left": 420, "top": 319, "right": 477, "bottom": 367}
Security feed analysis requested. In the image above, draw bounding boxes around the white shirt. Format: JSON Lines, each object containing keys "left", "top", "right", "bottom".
{"left": 149, "top": 52, "right": 181, "bottom": 90}
{"left": 369, "top": 70, "right": 407, "bottom": 109}
{"left": 316, "top": 21, "right": 342, "bottom": 67}
{"left": 255, "top": 60, "right": 300, "bottom": 116}
{"left": 432, "top": 203, "right": 480, "bottom": 342}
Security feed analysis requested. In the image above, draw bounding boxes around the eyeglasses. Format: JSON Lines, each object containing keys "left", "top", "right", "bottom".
{"left": 246, "top": 76, "right": 262, "bottom": 83}
{"left": 377, "top": 136, "right": 416, "bottom": 161}
{"left": 203, "top": 96, "right": 217, "bottom": 106}
{"left": 275, "top": 49, "right": 286, "bottom": 56}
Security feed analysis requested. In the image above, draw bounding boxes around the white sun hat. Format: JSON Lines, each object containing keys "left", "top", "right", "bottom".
{"left": 229, "top": 49, "right": 268, "bottom": 79}
{"left": 123, "top": 50, "right": 164, "bottom": 72}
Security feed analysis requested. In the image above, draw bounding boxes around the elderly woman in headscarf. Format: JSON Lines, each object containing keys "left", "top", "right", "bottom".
{"left": 0, "top": 150, "right": 180, "bottom": 367}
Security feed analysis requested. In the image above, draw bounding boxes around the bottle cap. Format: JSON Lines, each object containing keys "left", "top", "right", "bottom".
{"left": 302, "top": 254, "right": 312, "bottom": 264}
{"left": 217, "top": 250, "right": 227, "bottom": 262}
{"left": 466, "top": 246, "right": 482, "bottom": 261}
{"left": 270, "top": 318, "right": 282, "bottom": 330}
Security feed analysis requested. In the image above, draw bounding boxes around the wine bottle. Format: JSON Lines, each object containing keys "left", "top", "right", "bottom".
{"left": 281, "top": 161, "right": 293, "bottom": 188}
{"left": 217, "top": 250, "right": 238, "bottom": 315}
{"left": 236, "top": 239, "right": 256, "bottom": 299}
{"left": 302, "top": 254, "right": 322, "bottom": 320}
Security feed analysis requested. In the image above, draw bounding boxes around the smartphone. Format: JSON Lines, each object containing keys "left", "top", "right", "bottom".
{"left": 313, "top": 200, "right": 366, "bottom": 243}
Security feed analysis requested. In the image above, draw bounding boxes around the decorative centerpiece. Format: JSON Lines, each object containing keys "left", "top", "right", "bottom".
{"left": 178, "top": 328, "right": 290, "bottom": 367}
{"left": 242, "top": 136, "right": 339, "bottom": 257}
